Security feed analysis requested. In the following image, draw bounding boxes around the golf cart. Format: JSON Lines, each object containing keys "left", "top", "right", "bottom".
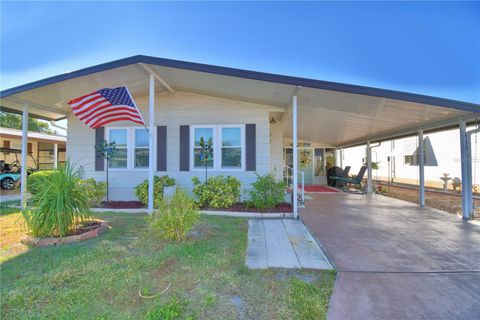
{"left": 0, "top": 147, "right": 37, "bottom": 190}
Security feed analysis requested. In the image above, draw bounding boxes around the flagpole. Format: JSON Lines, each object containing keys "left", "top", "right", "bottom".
{"left": 124, "top": 83, "right": 150, "bottom": 134}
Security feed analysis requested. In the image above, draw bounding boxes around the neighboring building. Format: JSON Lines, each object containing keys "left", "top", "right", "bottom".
{"left": 0, "top": 127, "right": 66, "bottom": 170}
{"left": 1, "top": 55, "right": 478, "bottom": 201}
{"left": 342, "top": 126, "right": 480, "bottom": 189}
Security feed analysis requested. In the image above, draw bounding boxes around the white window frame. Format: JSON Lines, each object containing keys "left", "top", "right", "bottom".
{"left": 106, "top": 127, "right": 151, "bottom": 171}
{"left": 133, "top": 128, "right": 150, "bottom": 169}
{"left": 190, "top": 124, "right": 245, "bottom": 171}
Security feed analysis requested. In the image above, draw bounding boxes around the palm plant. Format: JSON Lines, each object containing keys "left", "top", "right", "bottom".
{"left": 23, "top": 162, "right": 91, "bottom": 237}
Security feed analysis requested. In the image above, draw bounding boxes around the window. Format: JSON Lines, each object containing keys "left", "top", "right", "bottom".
{"left": 191, "top": 125, "right": 244, "bottom": 170}
{"left": 106, "top": 127, "right": 153, "bottom": 170}
{"left": 108, "top": 129, "right": 128, "bottom": 168}
{"left": 221, "top": 127, "right": 241, "bottom": 168}
{"left": 193, "top": 127, "right": 214, "bottom": 169}
{"left": 134, "top": 129, "right": 149, "bottom": 168}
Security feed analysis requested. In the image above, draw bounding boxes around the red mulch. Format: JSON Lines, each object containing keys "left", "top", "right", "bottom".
{"left": 204, "top": 202, "right": 292, "bottom": 213}
{"left": 101, "top": 201, "right": 145, "bottom": 209}
{"left": 68, "top": 221, "right": 102, "bottom": 236}
{"left": 303, "top": 185, "right": 340, "bottom": 193}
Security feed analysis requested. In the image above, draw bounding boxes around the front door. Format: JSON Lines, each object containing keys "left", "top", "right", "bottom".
{"left": 285, "top": 148, "right": 314, "bottom": 185}
{"left": 298, "top": 148, "right": 314, "bottom": 185}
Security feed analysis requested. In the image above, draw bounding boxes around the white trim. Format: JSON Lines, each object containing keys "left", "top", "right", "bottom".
{"left": 190, "top": 124, "right": 245, "bottom": 171}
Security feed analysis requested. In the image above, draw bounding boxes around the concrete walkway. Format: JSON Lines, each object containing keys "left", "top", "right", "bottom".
{"left": 301, "top": 193, "right": 480, "bottom": 320}
{"left": 246, "top": 219, "right": 332, "bottom": 270}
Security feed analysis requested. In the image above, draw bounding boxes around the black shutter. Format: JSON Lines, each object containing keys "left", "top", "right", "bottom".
{"left": 157, "top": 126, "right": 167, "bottom": 171}
{"left": 95, "top": 127, "right": 105, "bottom": 171}
{"left": 245, "top": 124, "right": 256, "bottom": 171}
{"left": 179, "top": 125, "right": 190, "bottom": 171}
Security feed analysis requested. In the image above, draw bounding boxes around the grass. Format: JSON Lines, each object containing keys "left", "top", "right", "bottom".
{"left": 1, "top": 209, "right": 336, "bottom": 319}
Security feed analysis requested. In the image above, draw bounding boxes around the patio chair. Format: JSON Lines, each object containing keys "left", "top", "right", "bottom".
{"left": 327, "top": 166, "right": 351, "bottom": 188}
{"left": 338, "top": 166, "right": 367, "bottom": 192}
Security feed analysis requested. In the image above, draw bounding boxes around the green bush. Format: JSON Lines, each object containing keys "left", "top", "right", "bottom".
{"left": 192, "top": 175, "right": 241, "bottom": 208}
{"left": 80, "top": 178, "right": 107, "bottom": 207}
{"left": 147, "top": 189, "right": 199, "bottom": 242}
{"left": 135, "top": 175, "right": 176, "bottom": 208}
{"left": 27, "top": 170, "right": 54, "bottom": 195}
{"left": 248, "top": 173, "right": 287, "bottom": 209}
{"left": 22, "top": 162, "right": 91, "bottom": 237}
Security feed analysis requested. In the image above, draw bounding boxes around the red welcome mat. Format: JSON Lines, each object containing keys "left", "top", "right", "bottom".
{"left": 302, "top": 185, "right": 341, "bottom": 193}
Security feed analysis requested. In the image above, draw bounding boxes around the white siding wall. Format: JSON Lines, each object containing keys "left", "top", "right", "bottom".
{"left": 67, "top": 91, "right": 271, "bottom": 200}
{"left": 269, "top": 122, "right": 284, "bottom": 180}
{"left": 342, "top": 126, "right": 480, "bottom": 188}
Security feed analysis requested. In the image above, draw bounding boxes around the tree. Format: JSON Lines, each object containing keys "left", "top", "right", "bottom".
{"left": 94, "top": 140, "right": 118, "bottom": 202}
{"left": 0, "top": 111, "right": 56, "bottom": 134}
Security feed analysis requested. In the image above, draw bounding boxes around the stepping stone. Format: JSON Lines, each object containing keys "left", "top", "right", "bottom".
{"left": 263, "top": 220, "right": 300, "bottom": 268}
{"left": 245, "top": 220, "right": 268, "bottom": 269}
{"left": 282, "top": 219, "right": 332, "bottom": 269}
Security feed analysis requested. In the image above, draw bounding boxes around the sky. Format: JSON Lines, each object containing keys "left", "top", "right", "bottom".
{"left": 1, "top": 1, "right": 479, "bottom": 104}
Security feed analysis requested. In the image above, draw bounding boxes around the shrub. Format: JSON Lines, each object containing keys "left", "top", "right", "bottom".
{"left": 80, "top": 178, "right": 107, "bottom": 207}
{"left": 248, "top": 173, "right": 287, "bottom": 209}
{"left": 147, "top": 189, "right": 199, "bottom": 242}
{"left": 192, "top": 175, "right": 241, "bottom": 208}
{"left": 22, "top": 162, "right": 92, "bottom": 237}
{"left": 135, "top": 175, "right": 176, "bottom": 208}
{"left": 27, "top": 170, "right": 54, "bottom": 195}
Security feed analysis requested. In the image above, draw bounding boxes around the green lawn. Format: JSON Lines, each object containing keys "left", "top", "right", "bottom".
{"left": 1, "top": 209, "right": 336, "bottom": 319}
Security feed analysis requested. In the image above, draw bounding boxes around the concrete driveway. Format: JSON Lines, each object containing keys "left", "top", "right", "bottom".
{"left": 301, "top": 193, "right": 480, "bottom": 320}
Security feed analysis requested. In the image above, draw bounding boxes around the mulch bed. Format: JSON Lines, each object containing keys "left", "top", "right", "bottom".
{"left": 204, "top": 202, "right": 292, "bottom": 213}
{"left": 69, "top": 221, "right": 102, "bottom": 235}
{"left": 101, "top": 201, "right": 145, "bottom": 209}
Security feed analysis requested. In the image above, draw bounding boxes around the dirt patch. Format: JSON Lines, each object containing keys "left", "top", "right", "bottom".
{"left": 102, "top": 201, "right": 145, "bottom": 209}
{"left": 153, "top": 258, "right": 178, "bottom": 277}
{"left": 187, "top": 225, "right": 216, "bottom": 240}
{"left": 204, "top": 202, "right": 292, "bottom": 213}
{"left": 377, "top": 183, "right": 480, "bottom": 219}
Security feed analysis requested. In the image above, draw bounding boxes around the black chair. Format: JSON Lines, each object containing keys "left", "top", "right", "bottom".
{"left": 337, "top": 166, "right": 367, "bottom": 191}
{"left": 327, "top": 166, "right": 351, "bottom": 188}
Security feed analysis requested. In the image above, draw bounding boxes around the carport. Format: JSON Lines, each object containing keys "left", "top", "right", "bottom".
{"left": 301, "top": 193, "right": 480, "bottom": 319}
{"left": 0, "top": 55, "right": 479, "bottom": 217}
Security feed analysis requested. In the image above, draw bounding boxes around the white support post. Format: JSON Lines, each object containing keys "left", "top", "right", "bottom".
{"left": 20, "top": 104, "right": 29, "bottom": 210}
{"left": 292, "top": 95, "right": 298, "bottom": 219}
{"left": 301, "top": 171, "right": 305, "bottom": 206}
{"left": 148, "top": 74, "right": 155, "bottom": 214}
{"left": 339, "top": 147, "right": 343, "bottom": 169}
{"left": 459, "top": 120, "right": 470, "bottom": 219}
{"left": 418, "top": 130, "right": 425, "bottom": 207}
{"left": 53, "top": 143, "right": 58, "bottom": 169}
{"left": 366, "top": 141, "right": 373, "bottom": 193}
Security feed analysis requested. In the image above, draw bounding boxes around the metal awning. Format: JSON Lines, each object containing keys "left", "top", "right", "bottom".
{"left": 1, "top": 55, "right": 479, "bottom": 147}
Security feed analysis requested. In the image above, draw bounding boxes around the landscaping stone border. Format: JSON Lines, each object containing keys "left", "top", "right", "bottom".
{"left": 202, "top": 210, "right": 292, "bottom": 218}
{"left": 21, "top": 221, "right": 109, "bottom": 247}
{"left": 90, "top": 207, "right": 291, "bottom": 218}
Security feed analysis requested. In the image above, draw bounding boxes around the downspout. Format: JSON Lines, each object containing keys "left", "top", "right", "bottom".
{"left": 50, "top": 120, "right": 67, "bottom": 132}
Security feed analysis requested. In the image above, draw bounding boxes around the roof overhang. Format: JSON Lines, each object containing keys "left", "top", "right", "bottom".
{"left": 0, "top": 127, "right": 66, "bottom": 144}
{"left": 1, "top": 55, "right": 479, "bottom": 146}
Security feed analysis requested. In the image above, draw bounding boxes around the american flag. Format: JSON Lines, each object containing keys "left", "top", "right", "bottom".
{"left": 68, "top": 87, "right": 145, "bottom": 129}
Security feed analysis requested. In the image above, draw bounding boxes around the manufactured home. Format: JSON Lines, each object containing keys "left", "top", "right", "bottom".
{"left": 1, "top": 55, "right": 479, "bottom": 217}
{"left": 342, "top": 126, "right": 480, "bottom": 190}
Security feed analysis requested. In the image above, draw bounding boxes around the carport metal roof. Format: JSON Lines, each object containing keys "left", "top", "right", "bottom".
{"left": 1, "top": 55, "right": 479, "bottom": 147}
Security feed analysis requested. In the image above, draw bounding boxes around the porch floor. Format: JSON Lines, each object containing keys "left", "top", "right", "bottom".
{"left": 245, "top": 219, "right": 332, "bottom": 270}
